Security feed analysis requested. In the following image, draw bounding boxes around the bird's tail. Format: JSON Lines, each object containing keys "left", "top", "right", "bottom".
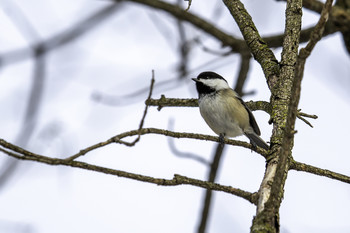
{"left": 245, "top": 133, "right": 269, "bottom": 150}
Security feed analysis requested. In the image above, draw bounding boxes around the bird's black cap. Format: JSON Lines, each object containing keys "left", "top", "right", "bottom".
{"left": 196, "top": 71, "right": 228, "bottom": 82}
{"left": 192, "top": 71, "right": 228, "bottom": 96}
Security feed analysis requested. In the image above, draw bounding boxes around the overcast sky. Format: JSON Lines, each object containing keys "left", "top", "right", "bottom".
{"left": 0, "top": 0, "right": 349, "bottom": 233}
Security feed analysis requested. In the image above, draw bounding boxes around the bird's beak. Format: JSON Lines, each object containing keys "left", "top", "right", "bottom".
{"left": 192, "top": 78, "right": 199, "bottom": 82}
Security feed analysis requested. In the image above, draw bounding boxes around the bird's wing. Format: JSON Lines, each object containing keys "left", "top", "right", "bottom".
{"left": 236, "top": 96, "right": 261, "bottom": 136}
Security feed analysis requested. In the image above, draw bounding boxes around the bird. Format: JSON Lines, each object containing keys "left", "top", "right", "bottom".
{"left": 192, "top": 71, "right": 269, "bottom": 150}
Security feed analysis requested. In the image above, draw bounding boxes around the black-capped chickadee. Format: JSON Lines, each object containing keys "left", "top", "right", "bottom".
{"left": 192, "top": 71, "right": 269, "bottom": 150}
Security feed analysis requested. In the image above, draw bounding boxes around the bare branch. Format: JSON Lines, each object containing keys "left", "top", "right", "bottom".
{"left": 296, "top": 115, "right": 314, "bottom": 128}
{"left": 69, "top": 128, "right": 268, "bottom": 161}
{"left": 252, "top": 0, "right": 304, "bottom": 231}
{"left": 0, "top": 145, "right": 258, "bottom": 205}
{"left": 297, "top": 111, "right": 318, "bottom": 119}
{"left": 234, "top": 52, "right": 251, "bottom": 97}
{"left": 277, "top": 0, "right": 350, "bottom": 39}
{"left": 299, "top": 0, "right": 334, "bottom": 60}
{"left": 184, "top": 0, "right": 192, "bottom": 11}
{"left": 254, "top": 0, "right": 334, "bottom": 230}
{"left": 303, "top": 0, "right": 324, "bottom": 12}
{"left": 146, "top": 96, "right": 272, "bottom": 114}
{"left": 197, "top": 143, "right": 225, "bottom": 233}
{"left": 0, "top": 2, "right": 47, "bottom": 189}
{"left": 290, "top": 160, "right": 350, "bottom": 184}
{"left": 291, "top": 0, "right": 333, "bottom": 132}
{"left": 222, "top": 0, "right": 280, "bottom": 83}
{"left": 176, "top": 0, "right": 191, "bottom": 79}
{"left": 296, "top": 109, "right": 318, "bottom": 128}
{"left": 134, "top": 71, "right": 156, "bottom": 138}
{"left": 125, "top": 0, "right": 247, "bottom": 52}
{"left": 146, "top": 96, "right": 198, "bottom": 109}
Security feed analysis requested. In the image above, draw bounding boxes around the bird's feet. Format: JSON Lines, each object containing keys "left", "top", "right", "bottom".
{"left": 219, "top": 133, "right": 225, "bottom": 146}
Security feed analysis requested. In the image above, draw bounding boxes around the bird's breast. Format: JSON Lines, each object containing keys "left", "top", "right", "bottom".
{"left": 198, "top": 92, "right": 248, "bottom": 138}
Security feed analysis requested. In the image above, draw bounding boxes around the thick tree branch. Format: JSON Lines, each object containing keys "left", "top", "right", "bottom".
{"left": 252, "top": 0, "right": 303, "bottom": 232}
{"left": 255, "top": 0, "right": 333, "bottom": 231}
{"left": 252, "top": 0, "right": 333, "bottom": 232}
{"left": 222, "top": 0, "right": 280, "bottom": 83}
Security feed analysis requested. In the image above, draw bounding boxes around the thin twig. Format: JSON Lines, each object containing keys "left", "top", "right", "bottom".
{"left": 66, "top": 71, "right": 155, "bottom": 161}
{"left": 135, "top": 71, "right": 156, "bottom": 135}
{"left": 176, "top": 0, "right": 190, "bottom": 79}
{"left": 299, "top": 0, "right": 334, "bottom": 59}
{"left": 298, "top": 110, "right": 318, "bottom": 119}
{"left": 296, "top": 109, "right": 318, "bottom": 128}
{"left": 296, "top": 115, "right": 314, "bottom": 127}
{"left": 184, "top": 0, "right": 192, "bottom": 11}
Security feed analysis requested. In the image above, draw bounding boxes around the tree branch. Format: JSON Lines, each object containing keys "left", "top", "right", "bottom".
{"left": 222, "top": 0, "right": 280, "bottom": 83}
{"left": 278, "top": 0, "right": 350, "bottom": 36}
{"left": 296, "top": 109, "right": 318, "bottom": 128}
{"left": 290, "top": 160, "right": 350, "bottom": 184}
{"left": 124, "top": 0, "right": 247, "bottom": 52}
{"left": 0, "top": 143, "right": 258, "bottom": 205}
{"left": 145, "top": 96, "right": 272, "bottom": 114}
{"left": 254, "top": 0, "right": 334, "bottom": 231}
{"left": 1, "top": 0, "right": 342, "bottom": 68}
{"left": 252, "top": 0, "right": 303, "bottom": 231}
{"left": 197, "top": 142, "right": 225, "bottom": 233}
{"left": 234, "top": 52, "right": 251, "bottom": 97}
{"left": 63, "top": 128, "right": 268, "bottom": 161}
